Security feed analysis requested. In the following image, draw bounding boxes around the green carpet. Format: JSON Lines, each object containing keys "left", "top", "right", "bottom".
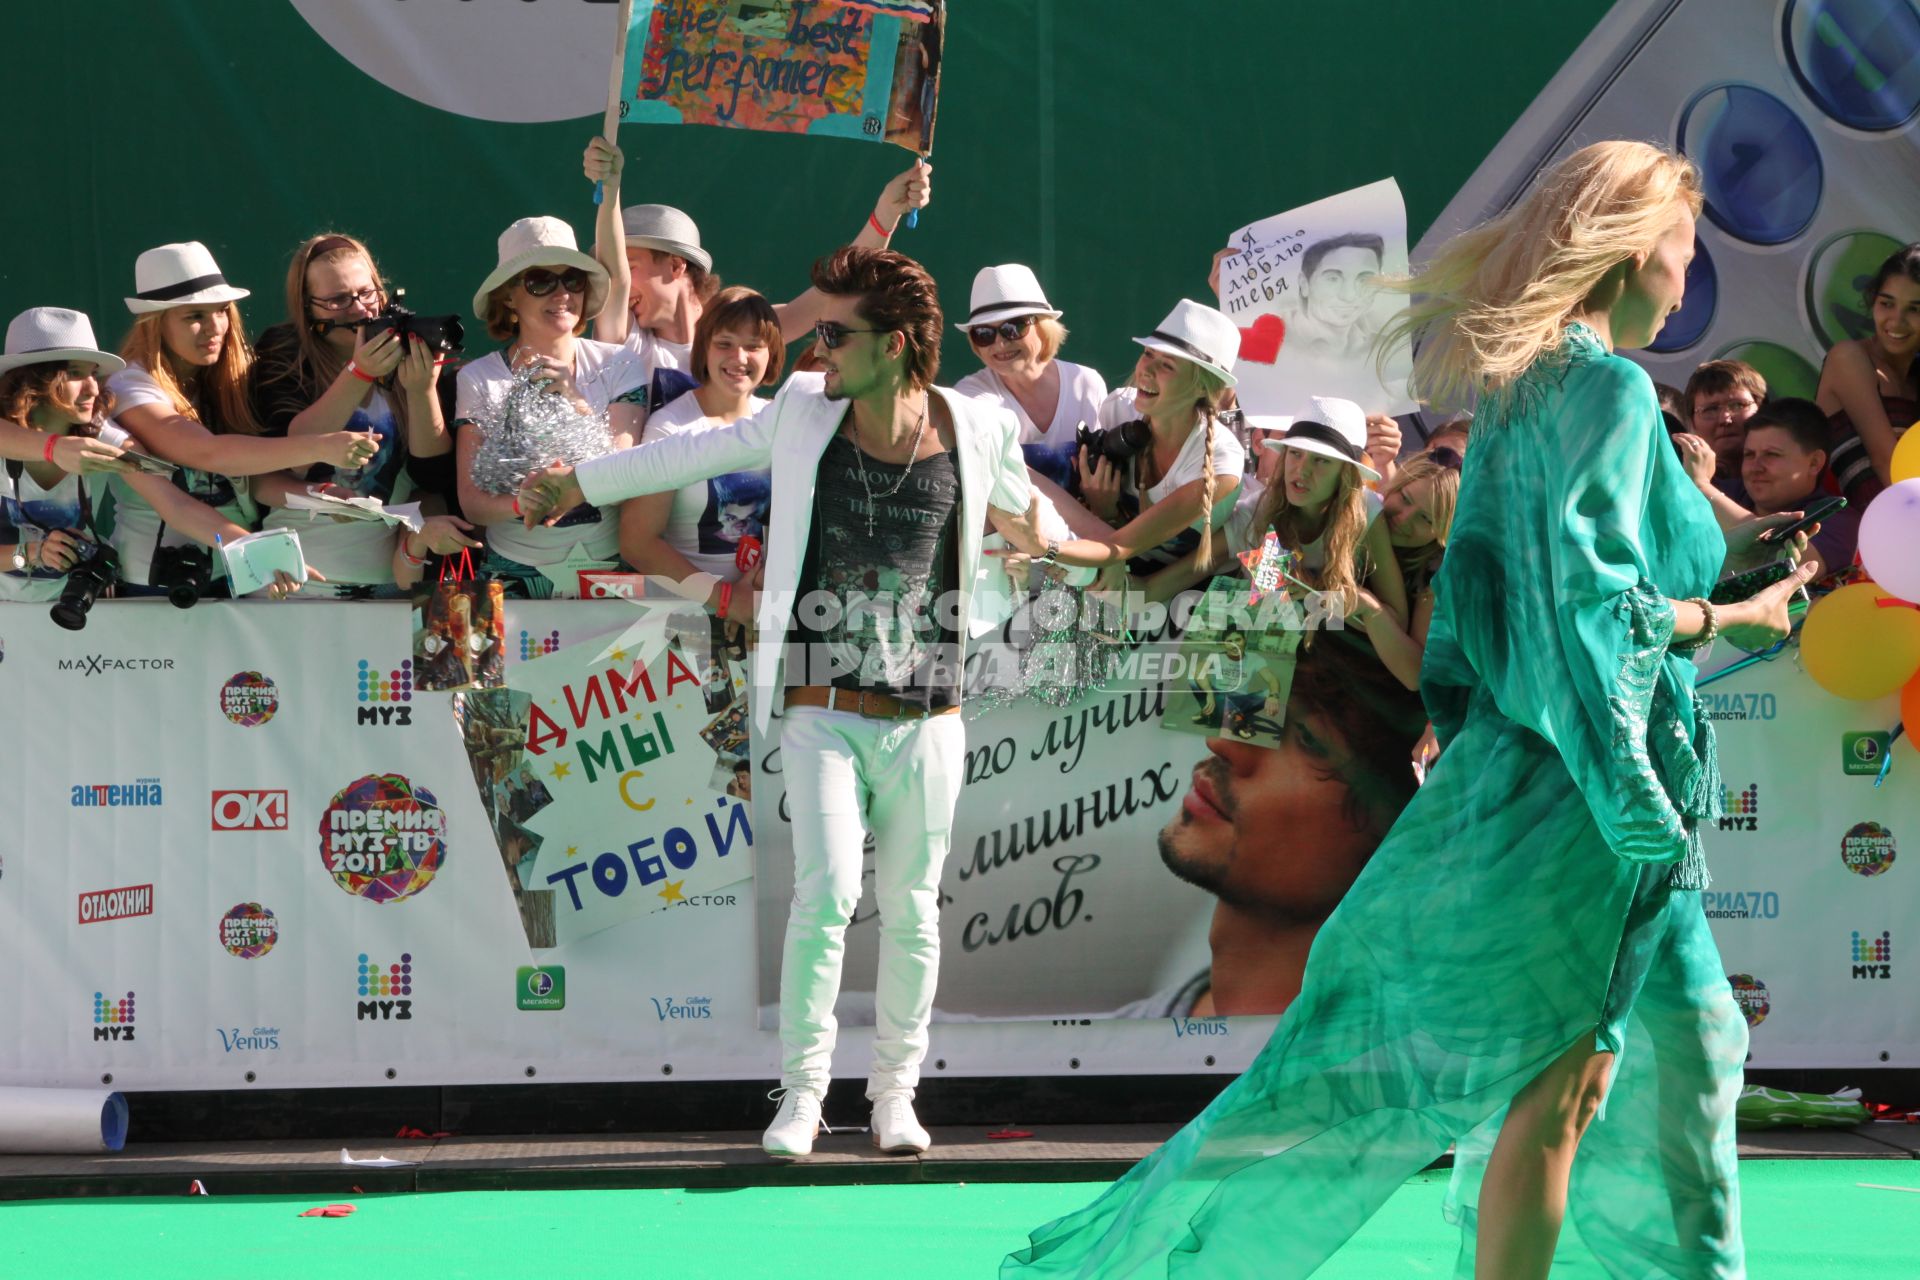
{"left": 2, "top": 1162, "right": 1914, "bottom": 1278}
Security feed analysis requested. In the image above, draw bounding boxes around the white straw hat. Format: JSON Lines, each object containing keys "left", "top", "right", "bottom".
{"left": 1132, "top": 299, "right": 1239, "bottom": 387}
{"left": 954, "top": 264, "right": 1061, "bottom": 331}
{"left": 620, "top": 204, "right": 711, "bottom": 274}
{"left": 124, "top": 242, "right": 251, "bottom": 315}
{"left": 0, "top": 308, "right": 126, "bottom": 378}
{"left": 1262, "top": 395, "right": 1381, "bottom": 481}
{"left": 471, "top": 217, "right": 610, "bottom": 321}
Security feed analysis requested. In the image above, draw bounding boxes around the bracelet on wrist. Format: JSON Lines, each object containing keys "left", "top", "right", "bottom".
{"left": 347, "top": 361, "right": 379, "bottom": 384}
{"left": 401, "top": 538, "right": 427, "bottom": 566}
{"left": 1671, "top": 597, "right": 1718, "bottom": 652}
{"left": 868, "top": 211, "right": 893, "bottom": 238}
{"left": 715, "top": 581, "right": 734, "bottom": 616}
{"left": 42, "top": 434, "right": 58, "bottom": 464}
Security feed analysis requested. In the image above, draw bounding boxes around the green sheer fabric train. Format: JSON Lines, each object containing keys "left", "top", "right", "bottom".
{"left": 1001, "top": 325, "right": 1747, "bottom": 1278}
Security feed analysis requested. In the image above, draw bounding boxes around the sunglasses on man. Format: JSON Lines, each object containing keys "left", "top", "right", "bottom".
{"left": 968, "top": 316, "right": 1035, "bottom": 348}
{"left": 520, "top": 267, "right": 591, "bottom": 297}
{"left": 813, "top": 320, "right": 892, "bottom": 350}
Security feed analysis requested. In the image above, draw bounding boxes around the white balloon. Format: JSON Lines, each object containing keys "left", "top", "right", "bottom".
{"left": 1858, "top": 477, "right": 1920, "bottom": 603}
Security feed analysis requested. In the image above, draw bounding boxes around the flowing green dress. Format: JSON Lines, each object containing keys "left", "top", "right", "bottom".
{"left": 1003, "top": 324, "right": 1745, "bottom": 1278}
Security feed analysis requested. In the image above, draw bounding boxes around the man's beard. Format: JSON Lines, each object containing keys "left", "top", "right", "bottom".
{"left": 1157, "top": 822, "right": 1335, "bottom": 926}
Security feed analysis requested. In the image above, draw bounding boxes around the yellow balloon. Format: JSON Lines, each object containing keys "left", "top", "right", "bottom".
{"left": 1893, "top": 423, "right": 1920, "bottom": 484}
{"left": 1801, "top": 582, "right": 1920, "bottom": 700}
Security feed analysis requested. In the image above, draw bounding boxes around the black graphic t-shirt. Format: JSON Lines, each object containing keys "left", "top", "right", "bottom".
{"left": 788, "top": 431, "right": 962, "bottom": 711}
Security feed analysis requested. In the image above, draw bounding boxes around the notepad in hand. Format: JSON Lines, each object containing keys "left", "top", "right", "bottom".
{"left": 220, "top": 528, "right": 308, "bottom": 597}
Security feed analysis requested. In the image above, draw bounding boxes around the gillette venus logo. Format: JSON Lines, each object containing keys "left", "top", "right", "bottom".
{"left": 57, "top": 655, "right": 176, "bottom": 676}
{"left": 649, "top": 995, "right": 712, "bottom": 1021}
{"left": 217, "top": 1026, "right": 280, "bottom": 1053}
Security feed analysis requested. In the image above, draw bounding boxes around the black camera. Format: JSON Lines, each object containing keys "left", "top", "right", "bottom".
{"left": 151, "top": 543, "right": 213, "bottom": 610}
{"left": 361, "top": 290, "right": 464, "bottom": 356}
{"left": 49, "top": 540, "right": 119, "bottom": 632}
{"left": 1076, "top": 417, "right": 1153, "bottom": 466}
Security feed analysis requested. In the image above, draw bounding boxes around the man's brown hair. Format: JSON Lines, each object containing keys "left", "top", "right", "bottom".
{"left": 809, "top": 246, "right": 943, "bottom": 389}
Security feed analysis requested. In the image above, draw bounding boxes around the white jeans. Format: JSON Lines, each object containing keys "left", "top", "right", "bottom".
{"left": 777, "top": 704, "right": 966, "bottom": 1099}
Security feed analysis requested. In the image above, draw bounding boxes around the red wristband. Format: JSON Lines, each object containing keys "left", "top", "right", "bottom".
{"left": 511, "top": 496, "right": 522, "bottom": 517}
{"left": 868, "top": 211, "right": 891, "bottom": 238}
{"left": 43, "top": 435, "right": 58, "bottom": 463}
{"left": 347, "top": 361, "right": 378, "bottom": 383}
{"left": 716, "top": 581, "right": 733, "bottom": 616}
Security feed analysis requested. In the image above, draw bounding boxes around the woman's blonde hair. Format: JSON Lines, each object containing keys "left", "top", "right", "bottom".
{"left": 119, "top": 301, "right": 263, "bottom": 435}
{"left": 1251, "top": 451, "right": 1371, "bottom": 614}
{"left": 1384, "top": 140, "right": 1702, "bottom": 409}
{"left": 1034, "top": 316, "right": 1069, "bottom": 363}
{"left": 1379, "top": 452, "right": 1460, "bottom": 589}
{"left": 1130, "top": 354, "right": 1230, "bottom": 569}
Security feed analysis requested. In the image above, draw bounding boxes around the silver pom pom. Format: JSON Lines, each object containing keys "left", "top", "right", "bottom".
{"left": 469, "top": 359, "right": 619, "bottom": 496}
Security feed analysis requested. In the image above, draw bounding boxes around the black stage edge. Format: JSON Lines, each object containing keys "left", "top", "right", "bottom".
{"left": 119, "top": 1068, "right": 1917, "bottom": 1144}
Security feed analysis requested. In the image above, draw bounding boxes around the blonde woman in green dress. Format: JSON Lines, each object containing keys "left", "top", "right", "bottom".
{"left": 1003, "top": 142, "right": 1817, "bottom": 1279}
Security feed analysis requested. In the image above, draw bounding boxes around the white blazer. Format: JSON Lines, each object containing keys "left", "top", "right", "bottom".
{"left": 575, "top": 372, "right": 1035, "bottom": 730}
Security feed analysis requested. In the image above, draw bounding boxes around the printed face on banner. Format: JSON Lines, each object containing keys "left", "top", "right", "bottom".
{"left": 465, "top": 614, "right": 753, "bottom": 948}
{"left": 1218, "top": 179, "right": 1415, "bottom": 422}
{"left": 624, "top": 0, "right": 942, "bottom": 152}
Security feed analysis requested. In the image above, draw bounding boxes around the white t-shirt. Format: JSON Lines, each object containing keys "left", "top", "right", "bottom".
{"left": 954, "top": 359, "right": 1108, "bottom": 489}
{"left": 456, "top": 340, "right": 647, "bottom": 567}
{"left": 623, "top": 328, "right": 692, "bottom": 384}
{"left": 1228, "top": 479, "right": 1384, "bottom": 578}
{"left": 263, "top": 387, "right": 411, "bottom": 589}
{"left": 103, "top": 365, "right": 258, "bottom": 585}
{"left": 636, "top": 390, "right": 772, "bottom": 583}
{"left": 0, "top": 451, "right": 107, "bottom": 604}
{"left": 1092, "top": 387, "right": 1245, "bottom": 575}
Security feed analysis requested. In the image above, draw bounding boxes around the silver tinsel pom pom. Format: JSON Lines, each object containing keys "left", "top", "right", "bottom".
{"left": 967, "top": 581, "right": 1131, "bottom": 716}
{"left": 469, "top": 359, "right": 618, "bottom": 496}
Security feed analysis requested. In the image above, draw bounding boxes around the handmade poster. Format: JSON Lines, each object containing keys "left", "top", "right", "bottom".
{"left": 619, "top": 0, "right": 943, "bottom": 154}
{"left": 1217, "top": 178, "right": 1416, "bottom": 423}
{"left": 1158, "top": 577, "right": 1302, "bottom": 750}
{"left": 462, "top": 621, "right": 755, "bottom": 947}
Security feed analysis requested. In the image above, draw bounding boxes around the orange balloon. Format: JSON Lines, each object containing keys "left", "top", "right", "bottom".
{"left": 1904, "top": 672, "right": 1920, "bottom": 755}
{"left": 1800, "top": 583, "right": 1920, "bottom": 700}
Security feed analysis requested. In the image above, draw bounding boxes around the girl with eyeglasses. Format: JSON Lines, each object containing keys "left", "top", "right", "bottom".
{"left": 248, "top": 233, "right": 477, "bottom": 597}
{"left": 951, "top": 266, "right": 1108, "bottom": 490}
{"left": 455, "top": 217, "right": 647, "bottom": 596}
{"left": 108, "top": 241, "right": 376, "bottom": 594}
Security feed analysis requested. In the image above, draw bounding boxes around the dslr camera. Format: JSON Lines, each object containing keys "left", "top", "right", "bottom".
{"left": 360, "top": 289, "right": 464, "bottom": 356}
{"left": 50, "top": 539, "right": 120, "bottom": 632}
{"left": 151, "top": 543, "right": 213, "bottom": 610}
{"left": 1076, "top": 417, "right": 1153, "bottom": 467}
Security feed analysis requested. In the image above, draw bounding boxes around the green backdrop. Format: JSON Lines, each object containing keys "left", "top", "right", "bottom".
{"left": 4, "top": 1, "right": 1609, "bottom": 383}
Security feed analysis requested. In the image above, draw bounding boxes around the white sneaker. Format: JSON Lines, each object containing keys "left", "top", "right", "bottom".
{"left": 870, "top": 1089, "right": 930, "bottom": 1155}
{"left": 762, "top": 1086, "right": 825, "bottom": 1159}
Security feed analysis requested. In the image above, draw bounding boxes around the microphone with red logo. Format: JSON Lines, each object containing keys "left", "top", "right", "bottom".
{"left": 734, "top": 535, "right": 763, "bottom": 576}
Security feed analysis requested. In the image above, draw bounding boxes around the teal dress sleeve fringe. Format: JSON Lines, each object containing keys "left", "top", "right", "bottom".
{"left": 1002, "top": 325, "right": 1747, "bottom": 1278}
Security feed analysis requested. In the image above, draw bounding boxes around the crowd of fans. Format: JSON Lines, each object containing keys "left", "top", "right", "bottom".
{"left": 0, "top": 135, "right": 1911, "bottom": 709}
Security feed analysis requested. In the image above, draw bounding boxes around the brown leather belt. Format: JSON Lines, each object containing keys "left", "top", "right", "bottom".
{"left": 783, "top": 685, "right": 960, "bottom": 720}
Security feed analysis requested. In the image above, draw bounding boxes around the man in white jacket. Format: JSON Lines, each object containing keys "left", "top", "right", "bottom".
{"left": 518, "top": 247, "right": 1055, "bottom": 1158}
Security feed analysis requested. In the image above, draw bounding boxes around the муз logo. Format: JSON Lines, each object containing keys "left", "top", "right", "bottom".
{"left": 520, "top": 629, "right": 561, "bottom": 661}
{"left": 1850, "top": 930, "right": 1892, "bottom": 979}
{"left": 212, "top": 790, "right": 288, "bottom": 831}
{"left": 93, "top": 990, "right": 135, "bottom": 1041}
{"left": 356, "top": 952, "right": 414, "bottom": 1021}
{"left": 1726, "top": 974, "right": 1769, "bottom": 1028}
{"left": 355, "top": 658, "right": 413, "bottom": 726}
{"left": 219, "top": 903, "right": 280, "bottom": 959}
{"left": 77, "top": 883, "right": 153, "bottom": 925}
{"left": 72, "top": 779, "right": 162, "bottom": 808}
{"left": 220, "top": 671, "right": 279, "bottom": 727}
{"left": 1716, "top": 783, "right": 1758, "bottom": 832}
{"left": 1840, "top": 822, "right": 1897, "bottom": 876}
{"left": 516, "top": 965, "right": 566, "bottom": 1012}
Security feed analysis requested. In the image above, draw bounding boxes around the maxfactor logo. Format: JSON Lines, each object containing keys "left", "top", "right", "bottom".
{"left": 57, "top": 655, "right": 176, "bottom": 676}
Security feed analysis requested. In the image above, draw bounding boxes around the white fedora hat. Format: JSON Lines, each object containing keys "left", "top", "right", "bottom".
{"left": 472, "top": 217, "right": 610, "bottom": 322}
{"left": 954, "top": 264, "right": 1061, "bottom": 332}
{"left": 1133, "top": 299, "right": 1239, "bottom": 387}
{"left": 125, "top": 242, "right": 251, "bottom": 315}
{"left": 621, "top": 204, "right": 711, "bottom": 274}
{"left": 0, "top": 308, "right": 126, "bottom": 379}
{"left": 1262, "top": 394, "right": 1381, "bottom": 481}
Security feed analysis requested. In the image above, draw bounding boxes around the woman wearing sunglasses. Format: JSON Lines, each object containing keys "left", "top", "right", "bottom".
{"left": 247, "top": 232, "right": 475, "bottom": 596}
{"left": 456, "top": 217, "right": 645, "bottom": 596}
{"left": 952, "top": 265, "right": 1107, "bottom": 490}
